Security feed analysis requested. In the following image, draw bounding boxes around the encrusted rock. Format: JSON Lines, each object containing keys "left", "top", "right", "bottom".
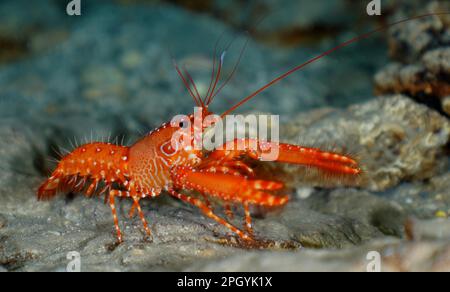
{"left": 375, "top": 48, "right": 450, "bottom": 113}
{"left": 375, "top": 1, "right": 450, "bottom": 115}
{"left": 386, "top": 2, "right": 450, "bottom": 63}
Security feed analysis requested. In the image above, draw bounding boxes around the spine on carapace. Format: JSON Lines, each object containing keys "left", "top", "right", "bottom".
{"left": 37, "top": 142, "right": 130, "bottom": 200}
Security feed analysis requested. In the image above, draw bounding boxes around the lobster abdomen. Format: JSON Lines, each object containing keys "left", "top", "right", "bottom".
{"left": 38, "top": 143, "right": 130, "bottom": 200}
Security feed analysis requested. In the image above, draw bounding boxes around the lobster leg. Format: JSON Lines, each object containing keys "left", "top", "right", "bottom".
{"left": 200, "top": 166, "right": 252, "bottom": 223}
{"left": 86, "top": 179, "right": 99, "bottom": 197}
{"left": 131, "top": 196, "right": 152, "bottom": 240}
{"left": 171, "top": 166, "right": 286, "bottom": 206}
{"left": 200, "top": 193, "right": 212, "bottom": 209}
{"left": 204, "top": 165, "right": 245, "bottom": 177}
{"left": 109, "top": 190, "right": 123, "bottom": 243}
{"left": 202, "top": 161, "right": 255, "bottom": 178}
{"left": 126, "top": 180, "right": 143, "bottom": 217}
{"left": 167, "top": 189, "right": 252, "bottom": 241}
{"left": 224, "top": 204, "right": 234, "bottom": 220}
{"left": 129, "top": 202, "right": 138, "bottom": 218}
{"left": 170, "top": 166, "right": 288, "bottom": 239}
{"left": 109, "top": 189, "right": 151, "bottom": 243}
{"left": 204, "top": 139, "right": 361, "bottom": 176}
{"left": 243, "top": 202, "right": 253, "bottom": 235}
{"left": 223, "top": 161, "right": 255, "bottom": 177}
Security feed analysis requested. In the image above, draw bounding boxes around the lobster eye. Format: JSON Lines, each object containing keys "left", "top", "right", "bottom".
{"left": 161, "top": 141, "right": 178, "bottom": 156}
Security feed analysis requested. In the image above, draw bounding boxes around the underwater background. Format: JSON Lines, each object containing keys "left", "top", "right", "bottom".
{"left": 0, "top": 0, "right": 449, "bottom": 271}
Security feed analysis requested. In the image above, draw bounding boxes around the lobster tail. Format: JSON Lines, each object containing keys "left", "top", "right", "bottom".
{"left": 37, "top": 175, "right": 61, "bottom": 201}
{"left": 37, "top": 173, "right": 87, "bottom": 200}
{"left": 36, "top": 142, "right": 130, "bottom": 201}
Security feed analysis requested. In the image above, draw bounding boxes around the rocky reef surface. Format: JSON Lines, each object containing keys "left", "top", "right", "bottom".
{"left": 375, "top": 1, "right": 450, "bottom": 116}
{"left": 0, "top": 0, "right": 449, "bottom": 271}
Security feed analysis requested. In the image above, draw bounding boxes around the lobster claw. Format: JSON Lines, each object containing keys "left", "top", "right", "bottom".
{"left": 170, "top": 166, "right": 289, "bottom": 207}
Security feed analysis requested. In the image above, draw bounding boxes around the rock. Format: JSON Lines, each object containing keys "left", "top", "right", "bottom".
{"left": 0, "top": 189, "right": 384, "bottom": 271}
{"left": 186, "top": 236, "right": 450, "bottom": 272}
{"left": 407, "top": 218, "right": 450, "bottom": 241}
{"left": 375, "top": 1, "right": 450, "bottom": 115}
{"left": 280, "top": 95, "right": 450, "bottom": 191}
{"left": 375, "top": 48, "right": 450, "bottom": 114}
{"left": 385, "top": 1, "right": 450, "bottom": 63}
{"left": 303, "top": 189, "right": 406, "bottom": 237}
{"left": 257, "top": 201, "right": 381, "bottom": 248}
{"left": 0, "top": 123, "right": 46, "bottom": 211}
{"left": 443, "top": 96, "right": 450, "bottom": 115}
{"left": 186, "top": 217, "right": 450, "bottom": 272}
{"left": 0, "top": 215, "right": 6, "bottom": 229}
{"left": 382, "top": 171, "right": 450, "bottom": 219}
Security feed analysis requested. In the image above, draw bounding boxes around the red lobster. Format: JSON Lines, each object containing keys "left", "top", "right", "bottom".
{"left": 37, "top": 14, "right": 443, "bottom": 243}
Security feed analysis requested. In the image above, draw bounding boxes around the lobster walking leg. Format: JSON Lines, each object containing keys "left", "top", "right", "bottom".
{"left": 243, "top": 202, "right": 253, "bottom": 235}
{"left": 131, "top": 196, "right": 152, "bottom": 239}
{"left": 204, "top": 165, "right": 244, "bottom": 177}
{"left": 224, "top": 204, "right": 234, "bottom": 220}
{"left": 109, "top": 190, "right": 123, "bottom": 243}
{"left": 167, "top": 189, "right": 252, "bottom": 240}
{"left": 223, "top": 161, "right": 255, "bottom": 177}
{"left": 129, "top": 201, "right": 138, "bottom": 218}
{"left": 86, "top": 179, "right": 100, "bottom": 197}
{"left": 202, "top": 161, "right": 255, "bottom": 177}
{"left": 170, "top": 166, "right": 288, "bottom": 239}
{"left": 201, "top": 193, "right": 212, "bottom": 209}
{"left": 110, "top": 189, "right": 151, "bottom": 242}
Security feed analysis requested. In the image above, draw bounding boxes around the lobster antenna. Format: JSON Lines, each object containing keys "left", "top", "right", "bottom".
{"left": 172, "top": 59, "right": 203, "bottom": 107}
{"left": 166, "top": 43, "right": 202, "bottom": 107}
{"left": 209, "top": 33, "right": 251, "bottom": 105}
{"left": 205, "top": 13, "right": 269, "bottom": 105}
{"left": 205, "top": 30, "right": 228, "bottom": 102}
{"left": 221, "top": 12, "right": 450, "bottom": 117}
{"left": 182, "top": 64, "right": 203, "bottom": 105}
{"left": 205, "top": 51, "right": 225, "bottom": 106}
{"left": 205, "top": 30, "right": 246, "bottom": 105}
